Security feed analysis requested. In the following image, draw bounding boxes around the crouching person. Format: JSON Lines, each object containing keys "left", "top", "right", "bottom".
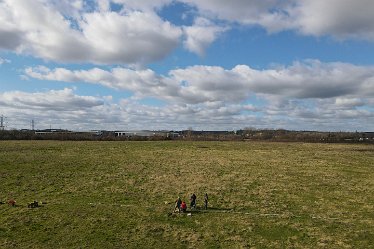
{"left": 8, "top": 199, "right": 16, "bottom": 207}
{"left": 28, "top": 200, "right": 39, "bottom": 208}
{"left": 180, "top": 201, "right": 187, "bottom": 213}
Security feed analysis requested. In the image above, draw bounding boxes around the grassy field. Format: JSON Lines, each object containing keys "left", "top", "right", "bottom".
{"left": 0, "top": 141, "right": 373, "bottom": 248}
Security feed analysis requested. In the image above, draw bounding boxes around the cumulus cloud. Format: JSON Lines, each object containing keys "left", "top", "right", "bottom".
{"left": 3, "top": 0, "right": 374, "bottom": 66}
{"left": 183, "top": 17, "right": 228, "bottom": 56}
{"left": 110, "top": 0, "right": 173, "bottom": 11}
{"left": 110, "top": 0, "right": 374, "bottom": 41}
{"left": 26, "top": 60, "right": 374, "bottom": 103}
{"left": 0, "top": 88, "right": 104, "bottom": 111}
{"left": 0, "top": 87, "right": 257, "bottom": 130}
{"left": 0, "top": 0, "right": 91, "bottom": 61}
{"left": 1, "top": 87, "right": 373, "bottom": 131}
{"left": 21, "top": 60, "right": 374, "bottom": 131}
{"left": 0, "top": 29, "right": 24, "bottom": 51}
{"left": 182, "top": 0, "right": 374, "bottom": 40}
{"left": 0, "top": 0, "right": 235, "bottom": 64}
{"left": 101, "top": 0, "right": 374, "bottom": 41}
{"left": 181, "top": 0, "right": 292, "bottom": 32}
{"left": 291, "top": 0, "right": 374, "bottom": 39}
{"left": 335, "top": 98, "right": 365, "bottom": 109}
{"left": 1, "top": 1, "right": 374, "bottom": 131}
{"left": 48, "top": 0, "right": 85, "bottom": 18}
{"left": 0, "top": 0, "right": 182, "bottom": 64}
{"left": 0, "top": 88, "right": 123, "bottom": 130}
{"left": 25, "top": 66, "right": 178, "bottom": 99}
{"left": 80, "top": 11, "right": 181, "bottom": 64}
{"left": 237, "top": 60, "right": 374, "bottom": 98}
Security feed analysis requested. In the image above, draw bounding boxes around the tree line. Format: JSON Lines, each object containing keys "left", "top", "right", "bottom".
{"left": 0, "top": 129, "right": 373, "bottom": 143}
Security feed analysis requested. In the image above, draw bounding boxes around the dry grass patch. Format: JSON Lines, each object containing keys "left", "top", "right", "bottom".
{"left": 0, "top": 141, "right": 373, "bottom": 248}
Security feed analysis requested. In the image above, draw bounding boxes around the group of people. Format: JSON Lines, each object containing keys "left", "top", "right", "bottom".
{"left": 174, "top": 193, "right": 208, "bottom": 213}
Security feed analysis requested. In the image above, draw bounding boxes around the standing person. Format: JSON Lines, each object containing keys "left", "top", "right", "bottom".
{"left": 175, "top": 197, "right": 182, "bottom": 212}
{"left": 204, "top": 193, "right": 208, "bottom": 210}
{"left": 190, "top": 193, "right": 197, "bottom": 209}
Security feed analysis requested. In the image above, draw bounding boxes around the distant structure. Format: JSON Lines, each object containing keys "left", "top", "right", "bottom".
{"left": 115, "top": 130, "right": 155, "bottom": 137}
{"left": 31, "top": 119, "right": 35, "bottom": 131}
{"left": 114, "top": 130, "right": 179, "bottom": 138}
{"left": 0, "top": 115, "right": 5, "bottom": 130}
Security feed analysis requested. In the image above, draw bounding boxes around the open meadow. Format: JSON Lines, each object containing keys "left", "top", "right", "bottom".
{"left": 0, "top": 141, "right": 373, "bottom": 248}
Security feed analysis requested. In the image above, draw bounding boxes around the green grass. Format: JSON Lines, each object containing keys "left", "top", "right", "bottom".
{"left": 0, "top": 141, "right": 373, "bottom": 248}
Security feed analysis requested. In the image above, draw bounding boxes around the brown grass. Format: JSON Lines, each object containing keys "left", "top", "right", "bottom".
{"left": 0, "top": 141, "right": 373, "bottom": 248}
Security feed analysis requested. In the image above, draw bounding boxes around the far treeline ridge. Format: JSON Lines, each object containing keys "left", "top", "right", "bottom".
{"left": 0, "top": 129, "right": 373, "bottom": 143}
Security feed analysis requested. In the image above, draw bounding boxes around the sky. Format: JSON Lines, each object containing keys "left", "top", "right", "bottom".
{"left": 0, "top": 0, "right": 373, "bottom": 131}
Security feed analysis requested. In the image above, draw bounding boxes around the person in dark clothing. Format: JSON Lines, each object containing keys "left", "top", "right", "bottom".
{"left": 204, "top": 193, "right": 208, "bottom": 210}
{"left": 190, "top": 193, "right": 196, "bottom": 209}
{"left": 175, "top": 197, "right": 182, "bottom": 212}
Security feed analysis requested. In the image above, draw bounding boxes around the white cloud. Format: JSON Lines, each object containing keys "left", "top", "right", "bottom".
{"left": 80, "top": 11, "right": 181, "bottom": 64}
{"left": 0, "top": 88, "right": 122, "bottom": 130}
{"left": 0, "top": 57, "right": 10, "bottom": 65}
{"left": 0, "top": 0, "right": 182, "bottom": 64}
{"left": 111, "top": 0, "right": 173, "bottom": 11}
{"left": 237, "top": 60, "right": 374, "bottom": 98}
{"left": 170, "top": 65, "right": 249, "bottom": 103}
{"left": 47, "top": 0, "right": 85, "bottom": 18}
{"left": 183, "top": 17, "right": 228, "bottom": 56}
{"left": 181, "top": 0, "right": 294, "bottom": 32}
{"left": 109, "top": 0, "right": 374, "bottom": 41}
{"left": 182, "top": 0, "right": 374, "bottom": 40}
{"left": 0, "top": 0, "right": 91, "bottom": 61}
{"left": 0, "top": 88, "right": 255, "bottom": 131}
{"left": 2, "top": 1, "right": 374, "bottom": 131}
{"left": 0, "top": 88, "right": 104, "bottom": 111}
{"left": 2, "top": 0, "right": 374, "bottom": 66}
{"left": 292, "top": 0, "right": 374, "bottom": 39}
{"left": 22, "top": 60, "right": 374, "bottom": 130}
{"left": 182, "top": 0, "right": 282, "bottom": 23}
{"left": 26, "top": 60, "right": 374, "bottom": 104}
{"left": 1, "top": 87, "right": 373, "bottom": 131}
{"left": 335, "top": 98, "right": 365, "bottom": 109}
{"left": 97, "top": 0, "right": 374, "bottom": 41}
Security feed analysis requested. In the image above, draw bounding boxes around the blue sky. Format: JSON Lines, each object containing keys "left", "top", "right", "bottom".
{"left": 0, "top": 0, "right": 373, "bottom": 131}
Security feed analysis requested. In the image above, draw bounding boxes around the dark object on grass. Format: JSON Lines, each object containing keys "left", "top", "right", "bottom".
{"left": 28, "top": 200, "right": 39, "bottom": 208}
{"left": 190, "top": 193, "right": 197, "bottom": 209}
{"left": 174, "top": 197, "right": 182, "bottom": 212}
{"left": 204, "top": 193, "right": 208, "bottom": 210}
{"left": 0, "top": 201, "right": 5, "bottom": 204}
{"left": 8, "top": 199, "right": 16, "bottom": 206}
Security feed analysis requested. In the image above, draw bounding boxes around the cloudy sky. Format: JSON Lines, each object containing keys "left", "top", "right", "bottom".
{"left": 0, "top": 0, "right": 373, "bottom": 131}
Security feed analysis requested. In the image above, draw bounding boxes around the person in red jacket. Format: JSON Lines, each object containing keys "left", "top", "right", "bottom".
{"left": 180, "top": 201, "right": 187, "bottom": 212}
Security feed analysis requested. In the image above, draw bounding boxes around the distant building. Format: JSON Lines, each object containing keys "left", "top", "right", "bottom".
{"left": 34, "top": 129, "right": 69, "bottom": 135}
{"left": 114, "top": 130, "right": 179, "bottom": 138}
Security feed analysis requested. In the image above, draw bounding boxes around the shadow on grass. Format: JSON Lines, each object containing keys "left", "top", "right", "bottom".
{"left": 168, "top": 206, "right": 233, "bottom": 217}
{"left": 204, "top": 206, "right": 233, "bottom": 211}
